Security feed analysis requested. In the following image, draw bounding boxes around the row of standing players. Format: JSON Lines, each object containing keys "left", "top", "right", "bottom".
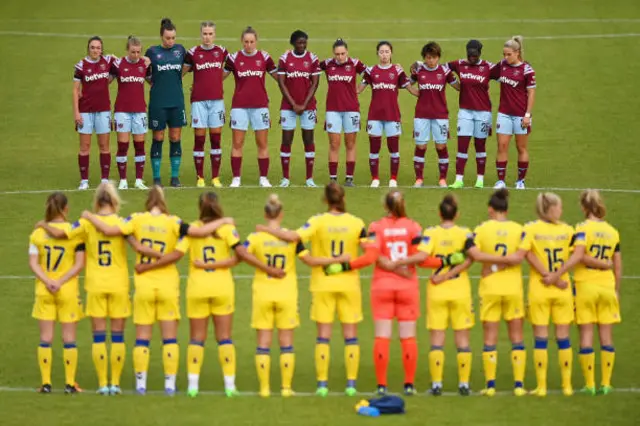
{"left": 73, "top": 18, "right": 535, "bottom": 191}
{"left": 30, "top": 182, "right": 620, "bottom": 397}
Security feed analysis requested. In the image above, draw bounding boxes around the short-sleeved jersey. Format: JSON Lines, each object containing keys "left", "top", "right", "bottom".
{"left": 365, "top": 216, "right": 422, "bottom": 290}
{"left": 119, "top": 212, "right": 187, "bottom": 288}
{"left": 362, "top": 64, "right": 410, "bottom": 122}
{"left": 225, "top": 50, "right": 277, "bottom": 109}
{"left": 66, "top": 216, "right": 129, "bottom": 293}
{"left": 490, "top": 60, "right": 536, "bottom": 116}
{"left": 29, "top": 224, "right": 85, "bottom": 297}
{"left": 412, "top": 64, "right": 457, "bottom": 119}
{"left": 418, "top": 225, "right": 472, "bottom": 300}
{"left": 520, "top": 220, "right": 579, "bottom": 294}
{"left": 245, "top": 231, "right": 309, "bottom": 296}
{"left": 472, "top": 219, "right": 525, "bottom": 296}
{"left": 74, "top": 55, "right": 114, "bottom": 112}
{"left": 277, "top": 50, "right": 321, "bottom": 111}
{"left": 296, "top": 212, "right": 368, "bottom": 292}
{"left": 448, "top": 59, "right": 494, "bottom": 112}
{"left": 145, "top": 44, "right": 187, "bottom": 108}
{"left": 111, "top": 56, "right": 149, "bottom": 113}
{"left": 320, "top": 58, "right": 367, "bottom": 112}
{"left": 175, "top": 222, "right": 241, "bottom": 298}
{"left": 184, "top": 45, "right": 229, "bottom": 102}
{"left": 573, "top": 220, "right": 620, "bottom": 288}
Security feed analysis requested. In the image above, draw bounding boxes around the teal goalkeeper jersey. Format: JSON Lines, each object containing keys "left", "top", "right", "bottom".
{"left": 146, "top": 44, "right": 186, "bottom": 108}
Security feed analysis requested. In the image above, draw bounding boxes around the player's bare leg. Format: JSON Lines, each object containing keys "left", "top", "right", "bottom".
{"left": 398, "top": 321, "right": 418, "bottom": 395}
{"left": 256, "top": 329, "right": 273, "bottom": 397}
{"left": 186, "top": 318, "right": 209, "bottom": 397}
{"left": 279, "top": 130, "right": 295, "bottom": 187}
{"left": 209, "top": 127, "right": 223, "bottom": 187}
{"left": 194, "top": 128, "right": 207, "bottom": 187}
{"left": 344, "top": 133, "right": 357, "bottom": 186}
{"left": 302, "top": 129, "right": 316, "bottom": 187}
{"left": 151, "top": 129, "right": 165, "bottom": 186}
{"left": 255, "top": 130, "right": 271, "bottom": 187}
{"left": 507, "top": 318, "right": 526, "bottom": 396}
{"left": 597, "top": 324, "right": 615, "bottom": 395}
{"left": 328, "top": 133, "right": 341, "bottom": 183}
{"left": 278, "top": 329, "right": 295, "bottom": 397}
{"left": 37, "top": 320, "right": 54, "bottom": 393}
{"left": 515, "top": 134, "right": 529, "bottom": 189}
{"left": 78, "top": 134, "right": 92, "bottom": 189}
{"left": 454, "top": 329, "right": 472, "bottom": 396}
{"left": 160, "top": 320, "right": 179, "bottom": 395}
{"left": 168, "top": 127, "right": 182, "bottom": 187}
{"left": 555, "top": 323, "right": 573, "bottom": 396}
{"left": 97, "top": 133, "right": 111, "bottom": 184}
{"left": 531, "top": 324, "right": 549, "bottom": 396}
{"left": 230, "top": 130, "right": 246, "bottom": 187}
{"left": 429, "top": 330, "right": 446, "bottom": 395}
{"left": 315, "top": 322, "right": 332, "bottom": 396}
{"left": 133, "top": 324, "right": 153, "bottom": 395}
{"left": 214, "top": 314, "right": 238, "bottom": 396}
{"left": 494, "top": 134, "right": 510, "bottom": 189}
{"left": 579, "top": 323, "right": 596, "bottom": 395}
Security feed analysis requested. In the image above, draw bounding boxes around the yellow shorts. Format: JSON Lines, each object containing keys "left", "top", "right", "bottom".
{"left": 86, "top": 291, "right": 131, "bottom": 319}
{"left": 528, "top": 292, "right": 574, "bottom": 325}
{"left": 427, "top": 297, "right": 475, "bottom": 330}
{"left": 134, "top": 286, "right": 180, "bottom": 325}
{"left": 480, "top": 293, "right": 525, "bottom": 322}
{"left": 32, "top": 292, "right": 83, "bottom": 323}
{"left": 187, "top": 288, "right": 235, "bottom": 319}
{"left": 575, "top": 284, "right": 621, "bottom": 325}
{"left": 252, "top": 292, "right": 298, "bottom": 330}
{"left": 311, "top": 290, "right": 362, "bottom": 324}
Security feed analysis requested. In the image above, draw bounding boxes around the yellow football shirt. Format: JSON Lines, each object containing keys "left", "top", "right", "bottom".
{"left": 573, "top": 219, "right": 620, "bottom": 288}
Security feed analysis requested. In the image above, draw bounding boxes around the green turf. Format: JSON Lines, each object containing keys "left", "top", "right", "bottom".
{"left": 1, "top": 0, "right": 640, "bottom": 424}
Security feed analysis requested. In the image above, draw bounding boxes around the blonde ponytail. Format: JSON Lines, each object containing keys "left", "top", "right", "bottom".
{"left": 535, "top": 192, "right": 561, "bottom": 223}
{"left": 264, "top": 193, "right": 283, "bottom": 219}
{"left": 504, "top": 35, "right": 524, "bottom": 60}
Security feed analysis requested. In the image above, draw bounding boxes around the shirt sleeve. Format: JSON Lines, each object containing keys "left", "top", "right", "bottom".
{"left": 518, "top": 225, "right": 532, "bottom": 251}
{"left": 573, "top": 224, "right": 587, "bottom": 247}
{"left": 295, "top": 241, "right": 309, "bottom": 257}
{"left": 243, "top": 233, "right": 256, "bottom": 255}
{"left": 363, "top": 221, "right": 380, "bottom": 249}
{"left": 447, "top": 60, "right": 458, "bottom": 73}
{"left": 525, "top": 66, "right": 536, "bottom": 89}
{"left": 224, "top": 54, "right": 235, "bottom": 73}
{"left": 319, "top": 60, "right": 327, "bottom": 72}
{"left": 311, "top": 57, "right": 321, "bottom": 75}
{"left": 75, "top": 243, "right": 86, "bottom": 252}
{"left": 446, "top": 67, "right": 457, "bottom": 84}
{"left": 109, "top": 59, "right": 119, "bottom": 77}
{"left": 277, "top": 56, "right": 286, "bottom": 75}
{"left": 265, "top": 53, "right": 277, "bottom": 73}
{"left": 296, "top": 216, "right": 318, "bottom": 242}
{"left": 222, "top": 225, "right": 242, "bottom": 249}
{"left": 489, "top": 62, "right": 501, "bottom": 80}
{"left": 355, "top": 59, "right": 367, "bottom": 74}
{"left": 397, "top": 67, "right": 410, "bottom": 88}
{"left": 175, "top": 236, "right": 189, "bottom": 253}
{"left": 73, "top": 60, "right": 83, "bottom": 82}
{"left": 119, "top": 215, "right": 135, "bottom": 236}
{"left": 28, "top": 233, "right": 39, "bottom": 255}
{"left": 361, "top": 67, "right": 372, "bottom": 85}
{"left": 472, "top": 225, "right": 482, "bottom": 251}
{"left": 67, "top": 219, "right": 87, "bottom": 240}
{"left": 417, "top": 229, "right": 434, "bottom": 254}
{"left": 184, "top": 49, "right": 194, "bottom": 67}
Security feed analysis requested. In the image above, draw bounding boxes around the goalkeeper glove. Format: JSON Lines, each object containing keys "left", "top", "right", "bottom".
{"left": 442, "top": 252, "right": 465, "bottom": 267}
{"left": 324, "top": 262, "right": 352, "bottom": 276}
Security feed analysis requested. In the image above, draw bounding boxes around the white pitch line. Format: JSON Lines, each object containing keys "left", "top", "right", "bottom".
{"left": 0, "top": 184, "right": 639, "bottom": 196}
{"left": 3, "top": 18, "right": 640, "bottom": 24}
{"left": 0, "top": 385, "right": 638, "bottom": 396}
{"left": 1, "top": 31, "right": 640, "bottom": 43}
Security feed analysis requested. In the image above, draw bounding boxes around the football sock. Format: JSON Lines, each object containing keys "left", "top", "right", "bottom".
{"left": 369, "top": 136, "right": 382, "bottom": 179}
{"left": 429, "top": 345, "right": 444, "bottom": 384}
{"left": 328, "top": 162, "right": 338, "bottom": 180}
{"left": 315, "top": 337, "right": 330, "bottom": 385}
{"left": 400, "top": 337, "right": 418, "bottom": 385}
{"left": 345, "top": 338, "right": 360, "bottom": 387}
{"left": 534, "top": 337, "right": 548, "bottom": 390}
{"left": 346, "top": 161, "right": 356, "bottom": 180}
{"left": 387, "top": 136, "right": 400, "bottom": 180}
{"left": 110, "top": 332, "right": 125, "bottom": 387}
{"left": 187, "top": 340, "right": 205, "bottom": 390}
{"left": 218, "top": 339, "right": 236, "bottom": 390}
{"left": 116, "top": 141, "right": 129, "bottom": 179}
{"left": 194, "top": 135, "right": 206, "bottom": 178}
{"left": 304, "top": 143, "right": 315, "bottom": 179}
{"left": 133, "top": 339, "right": 150, "bottom": 389}
{"left": 38, "top": 342, "right": 52, "bottom": 385}
{"left": 151, "top": 139, "right": 163, "bottom": 180}
{"left": 413, "top": 146, "right": 426, "bottom": 180}
{"left": 63, "top": 342, "right": 78, "bottom": 386}
{"left": 475, "top": 138, "right": 486, "bottom": 176}
{"left": 169, "top": 141, "right": 182, "bottom": 178}
{"left": 496, "top": 160, "right": 507, "bottom": 182}
{"left": 162, "top": 338, "right": 179, "bottom": 389}
{"left": 255, "top": 347, "right": 271, "bottom": 392}
{"left": 210, "top": 133, "right": 222, "bottom": 178}
{"left": 511, "top": 342, "right": 526, "bottom": 388}
{"left": 99, "top": 152, "right": 111, "bottom": 180}
{"left": 517, "top": 161, "right": 529, "bottom": 181}
{"left": 437, "top": 146, "right": 449, "bottom": 180}
{"left": 601, "top": 345, "right": 615, "bottom": 387}
{"left": 92, "top": 331, "right": 108, "bottom": 388}
{"left": 280, "top": 143, "right": 292, "bottom": 179}
{"left": 483, "top": 344, "right": 497, "bottom": 388}
{"left": 457, "top": 347, "right": 472, "bottom": 386}
{"left": 579, "top": 347, "right": 595, "bottom": 388}
{"left": 455, "top": 136, "right": 471, "bottom": 178}
{"left": 373, "top": 337, "right": 390, "bottom": 386}
{"left": 231, "top": 156, "right": 242, "bottom": 178}
{"left": 557, "top": 338, "right": 572, "bottom": 389}
{"left": 133, "top": 141, "right": 145, "bottom": 179}
{"left": 258, "top": 157, "right": 270, "bottom": 178}
{"left": 78, "top": 154, "right": 89, "bottom": 181}
{"left": 280, "top": 346, "right": 295, "bottom": 390}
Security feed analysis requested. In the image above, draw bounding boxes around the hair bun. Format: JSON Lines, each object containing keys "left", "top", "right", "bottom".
{"left": 161, "top": 18, "right": 173, "bottom": 26}
{"left": 495, "top": 188, "right": 509, "bottom": 199}
{"left": 267, "top": 193, "right": 280, "bottom": 204}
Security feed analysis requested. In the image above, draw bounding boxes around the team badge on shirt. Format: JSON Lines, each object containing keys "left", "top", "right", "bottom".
{"left": 72, "top": 221, "right": 81, "bottom": 229}
{"left": 389, "top": 73, "right": 395, "bottom": 79}
{"left": 256, "top": 60, "right": 262, "bottom": 66}
{"left": 303, "top": 61, "right": 310, "bottom": 68}
{"left": 232, "top": 229, "right": 240, "bottom": 238}
{"left": 174, "top": 50, "right": 182, "bottom": 58}
{"left": 345, "top": 65, "right": 352, "bottom": 72}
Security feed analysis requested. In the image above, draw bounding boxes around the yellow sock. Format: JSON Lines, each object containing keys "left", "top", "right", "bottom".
{"left": 187, "top": 343, "right": 205, "bottom": 376}
{"left": 315, "top": 338, "right": 330, "bottom": 383}
{"left": 557, "top": 339, "right": 573, "bottom": 390}
{"left": 344, "top": 338, "right": 360, "bottom": 383}
{"left": 110, "top": 338, "right": 126, "bottom": 387}
{"left": 38, "top": 343, "right": 52, "bottom": 385}
{"left": 600, "top": 346, "right": 615, "bottom": 387}
{"left": 255, "top": 348, "right": 271, "bottom": 392}
{"left": 218, "top": 340, "right": 236, "bottom": 380}
{"left": 429, "top": 347, "right": 445, "bottom": 384}
{"left": 579, "top": 348, "right": 595, "bottom": 388}
{"left": 162, "top": 341, "right": 179, "bottom": 377}
{"left": 280, "top": 347, "right": 295, "bottom": 390}
{"left": 133, "top": 341, "right": 150, "bottom": 374}
{"left": 92, "top": 338, "right": 108, "bottom": 388}
{"left": 457, "top": 348, "right": 472, "bottom": 385}
{"left": 511, "top": 345, "right": 527, "bottom": 388}
{"left": 63, "top": 343, "right": 78, "bottom": 386}
{"left": 534, "top": 349, "right": 548, "bottom": 390}
{"left": 482, "top": 347, "right": 497, "bottom": 387}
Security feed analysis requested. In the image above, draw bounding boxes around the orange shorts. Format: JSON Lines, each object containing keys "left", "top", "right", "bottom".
{"left": 370, "top": 287, "right": 420, "bottom": 321}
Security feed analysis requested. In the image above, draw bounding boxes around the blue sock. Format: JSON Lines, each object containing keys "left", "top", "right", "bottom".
{"left": 151, "top": 139, "right": 163, "bottom": 179}
{"left": 170, "top": 141, "right": 182, "bottom": 178}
